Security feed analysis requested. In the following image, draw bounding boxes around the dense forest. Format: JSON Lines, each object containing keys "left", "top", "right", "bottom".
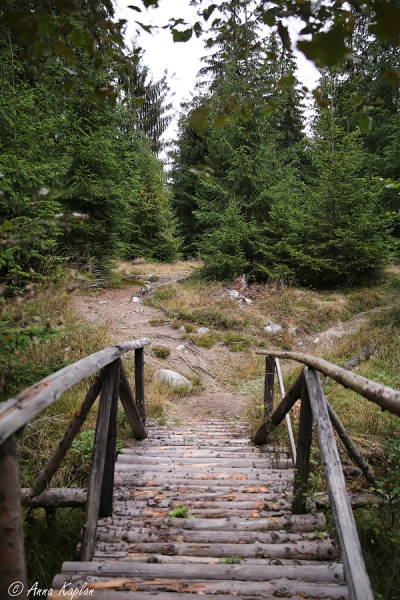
{"left": 1, "top": 0, "right": 400, "bottom": 290}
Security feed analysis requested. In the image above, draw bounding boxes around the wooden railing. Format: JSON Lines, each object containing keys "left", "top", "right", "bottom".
{"left": 0, "top": 338, "right": 151, "bottom": 597}
{"left": 254, "top": 350, "right": 400, "bottom": 600}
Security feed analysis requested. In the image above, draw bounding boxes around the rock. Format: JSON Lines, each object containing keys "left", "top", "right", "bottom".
{"left": 97, "top": 301, "right": 107, "bottom": 304}
{"left": 197, "top": 327, "right": 210, "bottom": 335}
{"left": 288, "top": 327, "right": 297, "bottom": 336}
{"left": 154, "top": 369, "right": 192, "bottom": 389}
{"left": 130, "top": 296, "right": 143, "bottom": 303}
{"left": 228, "top": 290, "right": 240, "bottom": 299}
{"left": 179, "top": 325, "right": 186, "bottom": 333}
{"left": 132, "top": 258, "right": 146, "bottom": 264}
{"left": 176, "top": 344, "right": 185, "bottom": 352}
{"left": 314, "top": 337, "right": 320, "bottom": 344}
{"left": 263, "top": 321, "right": 283, "bottom": 334}
{"left": 242, "top": 296, "right": 252, "bottom": 304}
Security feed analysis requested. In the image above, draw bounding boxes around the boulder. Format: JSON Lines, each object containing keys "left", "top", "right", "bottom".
{"left": 197, "top": 327, "right": 210, "bottom": 334}
{"left": 263, "top": 320, "right": 283, "bottom": 334}
{"left": 154, "top": 369, "right": 192, "bottom": 389}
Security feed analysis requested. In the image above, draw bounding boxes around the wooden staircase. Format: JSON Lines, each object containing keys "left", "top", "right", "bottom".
{"left": 51, "top": 421, "right": 348, "bottom": 599}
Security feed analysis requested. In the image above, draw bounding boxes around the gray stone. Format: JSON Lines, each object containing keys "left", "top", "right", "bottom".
{"left": 176, "top": 344, "right": 185, "bottom": 352}
{"left": 228, "top": 290, "right": 240, "bottom": 299}
{"left": 130, "top": 296, "right": 143, "bottom": 303}
{"left": 154, "top": 369, "right": 192, "bottom": 388}
{"left": 263, "top": 320, "right": 283, "bottom": 334}
{"left": 288, "top": 327, "right": 297, "bottom": 336}
{"left": 197, "top": 327, "right": 211, "bottom": 335}
{"left": 178, "top": 325, "right": 186, "bottom": 333}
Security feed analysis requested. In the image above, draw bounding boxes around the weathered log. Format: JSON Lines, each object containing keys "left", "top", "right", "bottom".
{"left": 305, "top": 367, "right": 373, "bottom": 600}
{"left": 56, "top": 560, "right": 344, "bottom": 583}
{"left": 96, "top": 527, "right": 324, "bottom": 545}
{"left": 115, "top": 498, "right": 291, "bottom": 511}
{"left": 80, "top": 360, "right": 120, "bottom": 561}
{"left": 21, "top": 487, "right": 87, "bottom": 508}
{"left": 119, "top": 366, "right": 147, "bottom": 440}
{"left": 0, "top": 434, "right": 27, "bottom": 597}
{"left": 0, "top": 338, "right": 151, "bottom": 445}
{"left": 113, "top": 465, "right": 293, "bottom": 478}
{"left": 257, "top": 349, "right": 400, "bottom": 417}
{"left": 114, "top": 476, "right": 291, "bottom": 490}
{"left": 120, "top": 449, "right": 285, "bottom": 458}
{"left": 97, "top": 513, "right": 326, "bottom": 533}
{"left": 315, "top": 492, "right": 384, "bottom": 510}
{"left": 116, "top": 455, "right": 292, "bottom": 469}
{"left": 292, "top": 376, "right": 313, "bottom": 515}
{"left": 99, "top": 359, "right": 120, "bottom": 518}
{"left": 50, "top": 586, "right": 347, "bottom": 600}
{"left": 92, "top": 553, "right": 336, "bottom": 566}
{"left": 135, "top": 348, "right": 146, "bottom": 425}
{"left": 264, "top": 356, "right": 275, "bottom": 421}
{"left": 29, "top": 374, "right": 103, "bottom": 498}
{"left": 327, "top": 400, "right": 378, "bottom": 488}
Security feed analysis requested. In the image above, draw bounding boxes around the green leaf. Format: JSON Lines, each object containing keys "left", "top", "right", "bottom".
{"left": 188, "top": 106, "right": 208, "bottom": 134}
{"left": 63, "top": 78, "right": 75, "bottom": 93}
{"left": 128, "top": 5, "right": 142, "bottom": 12}
{"left": 262, "top": 9, "right": 276, "bottom": 26}
{"left": 385, "top": 68, "right": 400, "bottom": 87}
{"left": 213, "top": 114, "right": 226, "bottom": 127}
{"left": 172, "top": 28, "right": 193, "bottom": 43}
{"left": 2, "top": 220, "right": 13, "bottom": 231}
{"left": 297, "top": 26, "right": 350, "bottom": 67}
{"left": 135, "top": 96, "right": 145, "bottom": 108}
{"left": 359, "top": 113, "right": 372, "bottom": 133}
{"left": 52, "top": 39, "right": 75, "bottom": 65}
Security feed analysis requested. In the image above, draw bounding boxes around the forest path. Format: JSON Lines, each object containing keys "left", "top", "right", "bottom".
{"left": 73, "top": 270, "right": 249, "bottom": 422}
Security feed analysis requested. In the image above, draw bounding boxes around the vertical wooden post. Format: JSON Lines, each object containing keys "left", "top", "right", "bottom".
{"left": 80, "top": 360, "right": 119, "bottom": 561}
{"left": 305, "top": 367, "right": 373, "bottom": 600}
{"left": 135, "top": 347, "right": 146, "bottom": 425}
{"left": 0, "top": 434, "right": 27, "bottom": 597}
{"left": 99, "top": 359, "right": 121, "bottom": 518}
{"left": 264, "top": 356, "right": 275, "bottom": 422}
{"left": 292, "top": 370, "right": 313, "bottom": 515}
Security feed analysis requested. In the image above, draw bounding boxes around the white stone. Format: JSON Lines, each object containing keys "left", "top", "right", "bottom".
{"left": 288, "top": 327, "right": 297, "bottom": 336}
{"left": 242, "top": 296, "right": 252, "bottom": 304}
{"left": 97, "top": 301, "right": 107, "bottom": 304}
{"left": 263, "top": 321, "right": 283, "bottom": 334}
{"left": 228, "top": 290, "right": 240, "bottom": 299}
{"left": 176, "top": 344, "right": 185, "bottom": 352}
{"left": 154, "top": 369, "right": 192, "bottom": 388}
{"left": 130, "top": 296, "right": 143, "bottom": 303}
{"left": 179, "top": 325, "right": 186, "bottom": 333}
{"left": 197, "top": 327, "right": 210, "bottom": 334}
{"left": 314, "top": 337, "right": 320, "bottom": 343}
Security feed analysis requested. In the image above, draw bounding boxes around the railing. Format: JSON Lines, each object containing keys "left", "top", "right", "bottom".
{"left": 254, "top": 350, "right": 400, "bottom": 600}
{"left": 0, "top": 338, "right": 151, "bottom": 597}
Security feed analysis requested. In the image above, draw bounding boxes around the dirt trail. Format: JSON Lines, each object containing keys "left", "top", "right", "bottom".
{"left": 74, "top": 273, "right": 249, "bottom": 422}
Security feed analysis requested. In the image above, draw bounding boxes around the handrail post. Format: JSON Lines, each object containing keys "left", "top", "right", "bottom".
{"left": 305, "top": 367, "right": 373, "bottom": 600}
{"left": 292, "top": 371, "right": 313, "bottom": 515}
{"left": 99, "top": 359, "right": 121, "bottom": 518}
{"left": 0, "top": 434, "right": 27, "bottom": 596}
{"left": 80, "top": 359, "right": 120, "bottom": 561}
{"left": 135, "top": 347, "right": 146, "bottom": 425}
{"left": 264, "top": 356, "right": 275, "bottom": 423}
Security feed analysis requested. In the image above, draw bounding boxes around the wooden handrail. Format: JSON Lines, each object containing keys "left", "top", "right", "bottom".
{"left": 253, "top": 350, "right": 400, "bottom": 600}
{"left": 0, "top": 338, "right": 151, "bottom": 445}
{"left": 257, "top": 349, "right": 400, "bottom": 417}
{"left": 0, "top": 338, "right": 151, "bottom": 597}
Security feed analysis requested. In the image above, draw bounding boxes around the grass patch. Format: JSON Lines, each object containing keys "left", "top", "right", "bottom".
{"left": 152, "top": 345, "right": 171, "bottom": 359}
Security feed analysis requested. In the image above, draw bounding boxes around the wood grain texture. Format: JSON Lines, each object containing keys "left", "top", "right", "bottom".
{"left": 0, "top": 434, "right": 27, "bottom": 596}
{"left": 80, "top": 360, "right": 120, "bottom": 561}
{"left": 305, "top": 367, "right": 373, "bottom": 600}
{"left": 264, "top": 356, "right": 275, "bottom": 422}
{"left": 135, "top": 347, "right": 146, "bottom": 425}
{"left": 119, "top": 366, "right": 147, "bottom": 440}
{"left": 0, "top": 338, "right": 151, "bottom": 445}
{"left": 292, "top": 375, "right": 313, "bottom": 515}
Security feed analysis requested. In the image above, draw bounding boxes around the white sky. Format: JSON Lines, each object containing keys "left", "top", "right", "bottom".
{"left": 115, "top": 0, "right": 320, "bottom": 150}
